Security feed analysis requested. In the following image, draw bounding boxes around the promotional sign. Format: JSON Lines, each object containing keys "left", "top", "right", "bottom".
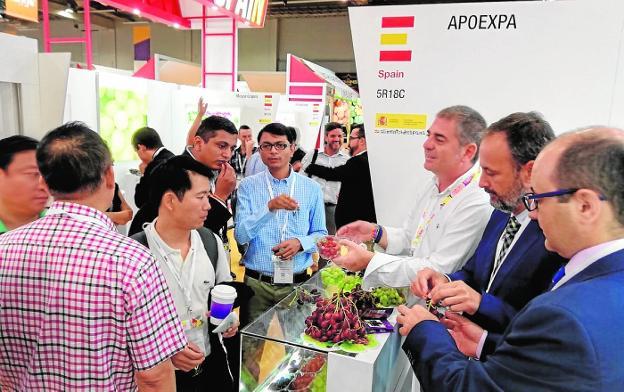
{"left": 5, "top": 0, "right": 38, "bottom": 23}
{"left": 350, "top": 0, "right": 624, "bottom": 226}
{"left": 199, "top": 0, "right": 268, "bottom": 28}
{"left": 98, "top": 0, "right": 190, "bottom": 28}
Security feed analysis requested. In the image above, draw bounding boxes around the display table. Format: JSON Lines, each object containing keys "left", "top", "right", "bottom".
{"left": 240, "top": 272, "right": 411, "bottom": 392}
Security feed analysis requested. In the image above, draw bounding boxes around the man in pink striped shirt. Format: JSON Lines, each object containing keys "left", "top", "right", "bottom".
{"left": 0, "top": 122, "right": 187, "bottom": 391}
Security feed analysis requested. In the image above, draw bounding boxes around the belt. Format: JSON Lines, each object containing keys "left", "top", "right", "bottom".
{"left": 245, "top": 269, "right": 310, "bottom": 285}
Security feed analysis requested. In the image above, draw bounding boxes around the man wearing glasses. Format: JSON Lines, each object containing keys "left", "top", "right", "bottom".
{"left": 398, "top": 128, "right": 624, "bottom": 391}
{"left": 235, "top": 123, "right": 327, "bottom": 323}
{"left": 411, "top": 112, "right": 565, "bottom": 360}
{"left": 304, "top": 123, "right": 376, "bottom": 230}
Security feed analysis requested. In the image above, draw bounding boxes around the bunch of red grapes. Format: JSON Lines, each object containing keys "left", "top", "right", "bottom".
{"left": 317, "top": 236, "right": 341, "bottom": 260}
{"left": 304, "top": 291, "right": 369, "bottom": 345}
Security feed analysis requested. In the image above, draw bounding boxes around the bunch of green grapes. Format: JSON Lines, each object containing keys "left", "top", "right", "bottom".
{"left": 372, "top": 287, "right": 404, "bottom": 307}
{"left": 342, "top": 274, "right": 363, "bottom": 292}
{"left": 320, "top": 266, "right": 346, "bottom": 287}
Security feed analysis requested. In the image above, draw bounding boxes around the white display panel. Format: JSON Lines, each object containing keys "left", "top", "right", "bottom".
{"left": 0, "top": 82, "right": 21, "bottom": 138}
{"left": 350, "top": 0, "right": 624, "bottom": 227}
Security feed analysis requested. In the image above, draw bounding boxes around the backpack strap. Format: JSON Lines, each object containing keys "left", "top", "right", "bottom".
{"left": 196, "top": 227, "right": 219, "bottom": 272}
{"left": 131, "top": 231, "right": 149, "bottom": 247}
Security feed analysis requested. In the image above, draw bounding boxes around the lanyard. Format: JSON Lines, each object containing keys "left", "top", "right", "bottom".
{"left": 265, "top": 171, "right": 297, "bottom": 242}
{"left": 237, "top": 152, "right": 247, "bottom": 172}
{"left": 147, "top": 224, "right": 197, "bottom": 315}
{"left": 411, "top": 168, "right": 481, "bottom": 248}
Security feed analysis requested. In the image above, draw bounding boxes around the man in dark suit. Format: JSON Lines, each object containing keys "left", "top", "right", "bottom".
{"left": 411, "top": 112, "right": 564, "bottom": 358}
{"left": 131, "top": 127, "right": 174, "bottom": 208}
{"left": 304, "top": 123, "right": 376, "bottom": 229}
{"left": 399, "top": 128, "right": 624, "bottom": 391}
{"left": 129, "top": 116, "right": 238, "bottom": 237}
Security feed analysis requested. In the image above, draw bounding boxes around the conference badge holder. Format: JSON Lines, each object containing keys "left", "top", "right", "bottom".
{"left": 273, "top": 255, "right": 294, "bottom": 284}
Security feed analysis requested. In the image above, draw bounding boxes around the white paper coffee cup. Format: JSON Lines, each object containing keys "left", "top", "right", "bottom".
{"left": 210, "top": 284, "right": 237, "bottom": 325}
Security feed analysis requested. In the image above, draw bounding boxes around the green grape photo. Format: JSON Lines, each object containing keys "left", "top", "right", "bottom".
{"left": 99, "top": 87, "right": 148, "bottom": 162}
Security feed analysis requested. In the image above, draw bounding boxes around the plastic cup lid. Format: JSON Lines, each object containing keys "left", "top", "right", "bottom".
{"left": 212, "top": 284, "right": 237, "bottom": 300}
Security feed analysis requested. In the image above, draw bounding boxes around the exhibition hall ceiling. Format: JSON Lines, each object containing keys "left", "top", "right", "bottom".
{"left": 0, "top": 0, "right": 541, "bottom": 31}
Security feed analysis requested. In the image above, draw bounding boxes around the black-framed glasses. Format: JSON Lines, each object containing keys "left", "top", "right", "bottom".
{"left": 258, "top": 142, "right": 290, "bottom": 151}
{"left": 523, "top": 188, "right": 607, "bottom": 211}
{"left": 349, "top": 136, "right": 363, "bottom": 141}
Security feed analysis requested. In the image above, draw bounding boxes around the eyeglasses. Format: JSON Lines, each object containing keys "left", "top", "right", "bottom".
{"left": 349, "top": 136, "right": 363, "bottom": 141}
{"left": 259, "top": 142, "right": 290, "bottom": 151}
{"left": 522, "top": 188, "right": 607, "bottom": 211}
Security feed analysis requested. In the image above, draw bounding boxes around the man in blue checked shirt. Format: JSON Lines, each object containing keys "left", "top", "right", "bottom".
{"left": 235, "top": 123, "right": 327, "bottom": 324}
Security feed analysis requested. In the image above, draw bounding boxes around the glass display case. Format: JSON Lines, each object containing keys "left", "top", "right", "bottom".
{"left": 240, "top": 273, "right": 410, "bottom": 392}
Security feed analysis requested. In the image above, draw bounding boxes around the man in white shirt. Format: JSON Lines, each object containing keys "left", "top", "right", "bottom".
{"left": 302, "top": 122, "right": 349, "bottom": 234}
{"left": 132, "top": 155, "right": 238, "bottom": 391}
{"left": 336, "top": 105, "right": 492, "bottom": 288}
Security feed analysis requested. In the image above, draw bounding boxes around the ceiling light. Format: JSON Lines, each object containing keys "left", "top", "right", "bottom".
{"left": 173, "top": 23, "right": 180, "bottom": 29}
{"left": 64, "top": 7, "right": 74, "bottom": 14}
{"left": 133, "top": 8, "right": 141, "bottom": 16}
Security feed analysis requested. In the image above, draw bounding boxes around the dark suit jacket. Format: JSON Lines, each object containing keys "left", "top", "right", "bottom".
{"left": 449, "top": 209, "right": 564, "bottom": 356}
{"left": 304, "top": 151, "right": 376, "bottom": 229}
{"left": 134, "top": 148, "right": 175, "bottom": 208}
{"left": 403, "top": 249, "right": 624, "bottom": 392}
{"left": 128, "top": 150, "right": 232, "bottom": 237}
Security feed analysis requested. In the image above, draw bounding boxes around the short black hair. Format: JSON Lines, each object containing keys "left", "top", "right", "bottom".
{"left": 149, "top": 155, "right": 214, "bottom": 206}
{"left": 257, "top": 123, "right": 295, "bottom": 144}
{"left": 352, "top": 123, "right": 365, "bottom": 138}
{"left": 131, "top": 127, "right": 163, "bottom": 150}
{"left": 324, "top": 122, "right": 344, "bottom": 135}
{"left": 0, "top": 135, "right": 39, "bottom": 171}
{"left": 486, "top": 112, "right": 555, "bottom": 167}
{"left": 196, "top": 116, "right": 238, "bottom": 142}
{"left": 239, "top": 125, "right": 251, "bottom": 131}
{"left": 37, "top": 122, "right": 112, "bottom": 197}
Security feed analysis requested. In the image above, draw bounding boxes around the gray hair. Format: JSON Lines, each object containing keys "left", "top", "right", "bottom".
{"left": 437, "top": 105, "right": 487, "bottom": 163}
{"left": 555, "top": 128, "right": 624, "bottom": 225}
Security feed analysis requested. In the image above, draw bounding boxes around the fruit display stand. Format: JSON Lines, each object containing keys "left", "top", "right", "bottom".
{"left": 240, "top": 272, "right": 410, "bottom": 392}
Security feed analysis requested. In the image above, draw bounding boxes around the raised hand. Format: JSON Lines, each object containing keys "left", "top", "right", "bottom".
{"left": 214, "top": 162, "right": 236, "bottom": 201}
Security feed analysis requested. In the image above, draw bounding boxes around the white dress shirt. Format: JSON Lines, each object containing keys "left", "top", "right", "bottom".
{"left": 362, "top": 164, "right": 493, "bottom": 289}
{"left": 552, "top": 238, "right": 624, "bottom": 290}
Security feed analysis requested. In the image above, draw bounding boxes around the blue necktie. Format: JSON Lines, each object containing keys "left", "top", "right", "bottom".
{"left": 550, "top": 266, "right": 566, "bottom": 289}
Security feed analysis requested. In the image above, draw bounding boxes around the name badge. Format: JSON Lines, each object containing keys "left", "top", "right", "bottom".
{"left": 273, "top": 255, "right": 294, "bottom": 284}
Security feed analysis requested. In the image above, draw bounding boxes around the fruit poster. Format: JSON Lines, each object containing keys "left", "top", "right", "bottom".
{"left": 99, "top": 87, "right": 148, "bottom": 162}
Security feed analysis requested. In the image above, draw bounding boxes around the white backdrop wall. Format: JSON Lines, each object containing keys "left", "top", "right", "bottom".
{"left": 0, "top": 33, "right": 41, "bottom": 137}
{"left": 350, "top": 0, "right": 624, "bottom": 227}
